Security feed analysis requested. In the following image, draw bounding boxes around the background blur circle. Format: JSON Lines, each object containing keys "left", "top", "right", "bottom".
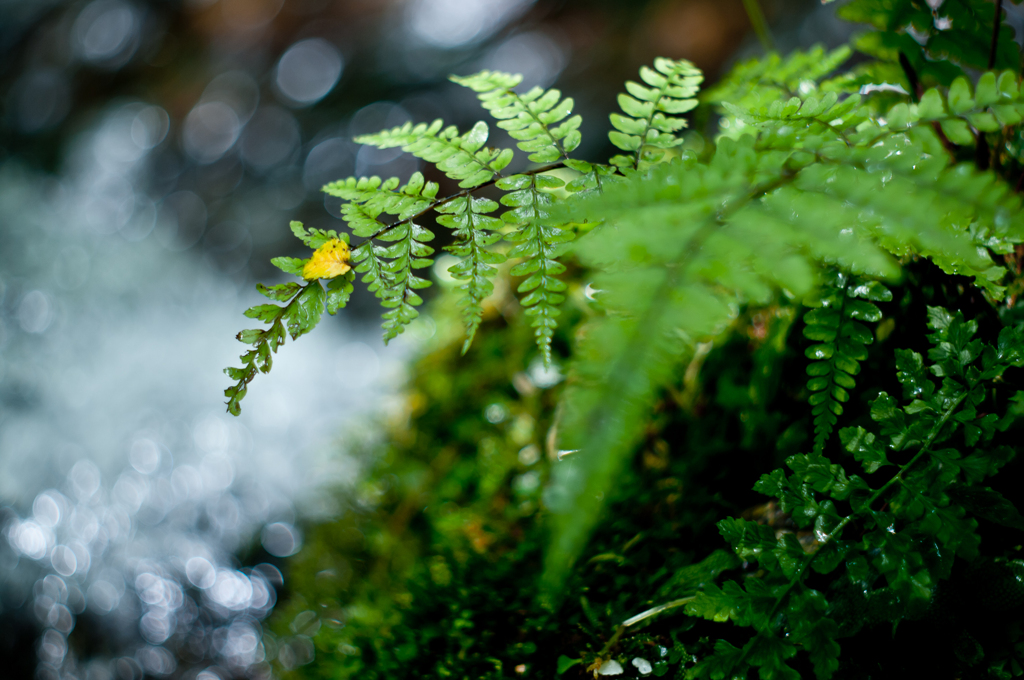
{"left": 274, "top": 38, "right": 344, "bottom": 107}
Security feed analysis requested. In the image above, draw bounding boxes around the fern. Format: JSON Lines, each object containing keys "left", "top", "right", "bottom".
{"left": 355, "top": 119, "right": 512, "bottom": 188}
{"left": 244, "top": 1, "right": 1024, "bottom": 676}
{"left": 223, "top": 222, "right": 354, "bottom": 415}
{"left": 607, "top": 57, "right": 703, "bottom": 168}
{"left": 803, "top": 271, "right": 891, "bottom": 453}
{"left": 683, "top": 309, "right": 1024, "bottom": 680}
{"left": 436, "top": 195, "right": 505, "bottom": 352}
{"left": 451, "top": 70, "right": 582, "bottom": 163}
{"left": 325, "top": 172, "right": 439, "bottom": 341}
{"left": 497, "top": 172, "right": 574, "bottom": 364}
{"left": 703, "top": 44, "right": 853, "bottom": 109}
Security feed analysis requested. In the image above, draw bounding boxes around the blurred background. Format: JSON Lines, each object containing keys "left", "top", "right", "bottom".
{"left": 0, "top": 0, "right": 849, "bottom": 678}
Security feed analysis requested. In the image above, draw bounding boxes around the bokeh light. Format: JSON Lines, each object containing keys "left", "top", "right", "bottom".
{"left": 406, "top": 0, "right": 535, "bottom": 48}
{"left": 274, "top": 38, "right": 344, "bottom": 107}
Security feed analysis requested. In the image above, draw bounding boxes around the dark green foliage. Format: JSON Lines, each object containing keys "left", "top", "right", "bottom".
{"left": 694, "top": 309, "right": 1024, "bottom": 680}
{"left": 803, "top": 272, "right": 891, "bottom": 452}
{"left": 838, "top": 0, "right": 1021, "bottom": 85}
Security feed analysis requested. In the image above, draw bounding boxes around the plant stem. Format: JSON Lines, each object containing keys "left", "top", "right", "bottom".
{"left": 598, "top": 595, "right": 698, "bottom": 657}
{"left": 742, "top": 0, "right": 775, "bottom": 53}
{"left": 989, "top": 0, "right": 1004, "bottom": 70}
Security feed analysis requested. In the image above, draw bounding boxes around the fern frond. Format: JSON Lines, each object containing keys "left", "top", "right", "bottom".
{"left": 724, "top": 85, "right": 1024, "bottom": 297}
{"left": 720, "top": 90, "right": 860, "bottom": 133}
{"left": 223, "top": 220, "right": 358, "bottom": 414}
{"left": 704, "top": 45, "right": 852, "bottom": 110}
{"left": 437, "top": 195, "right": 506, "bottom": 352}
{"left": 543, "top": 141, "right": 894, "bottom": 590}
{"left": 804, "top": 271, "right": 890, "bottom": 453}
{"left": 608, "top": 57, "right": 703, "bottom": 169}
{"left": 881, "top": 70, "right": 1024, "bottom": 140}
{"left": 351, "top": 218, "right": 435, "bottom": 342}
{"left": 451, "top": 70, "right": 582, "bottom": 163}
{"left": 355, "top": 120, "right": 513, "bottom": 188}
{"left": 324, "top": 172, "right": 440, "bottom": 234}
{"left": 224, "top": 276, "right": 351, "bottom": 415}
{"left": 497, "top": 173, "right": 574, "bottom": 363}
{"left": 327, "top": 173, "right": 438, "bottom": 341}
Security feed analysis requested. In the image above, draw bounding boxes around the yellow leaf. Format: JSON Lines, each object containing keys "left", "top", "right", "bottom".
{"left": 302, "top": 239, "right": 351, "bottom": 280}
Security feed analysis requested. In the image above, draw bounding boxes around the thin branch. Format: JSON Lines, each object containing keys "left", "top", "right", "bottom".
{"left": 742, "top": 0, "right": 776, "bottom": 54}
{"left": 898, "top": 52, "right": 921, "bottom": 102}
{"left": 621, "top": 596, "right": 696, "bottom": 628}
{"left": 989, "top": 0, "right": 1004, "bottom": 71}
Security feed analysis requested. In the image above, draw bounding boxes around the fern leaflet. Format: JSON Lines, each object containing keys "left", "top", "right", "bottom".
{"left": 324, "top": 172, "right": 440, "bottom": 232}
{"left": 355, "top": 119, "right": 512, "bottom": 188}
{"left": 803, "top": 271, "right": 890, "bottom": 453}
{"left": 326, "top": 173, "right": 439, "bottom": 341}
{"left": 497, "top": 173, "right": 574, "bottom": 364}
{"left": 451, "top": 70, "right": 582, "bottom": 163}
{"left": 437, "top": 195, "right": 506, "bottom": 352}
{"left": 608, "top": 57, "right": 703, "bottom": 168}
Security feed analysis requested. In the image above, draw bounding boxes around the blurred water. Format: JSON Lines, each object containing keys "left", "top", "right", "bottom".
{"left": 0, "top": 108, "right": 410, "bottom": 678}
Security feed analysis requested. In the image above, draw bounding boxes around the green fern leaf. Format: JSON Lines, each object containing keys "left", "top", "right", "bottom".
{"left": 608, "top": 57, "right": 703, "bottom": 168}
{"left": 437, "top": 195, "right": 506, "bottom": 352}
{"left": 804, "top": 272, "right": 890, "bottom": 453}
{"left": 325, "top": 172, "right": 439, "bottom": 238}
{"left": 355, "top": 120, "right": 512, "bottom": 188}
{"left": 497, "top": 173, "right": 574, "bottom": 363}
{"left": 322, "top": 173, "right": 439, "bottom": 341}
{"left": 451, "top": 70, "right": 582, "bottom": 163}
{"left": 704, "top": 45, "right": 852, "bottom": 114}
{"left": 351, "top": 218, "right": 435, "bottom": 342}
{"left": 223, "top": 279, "right": 340, "bottom": 415}
{"left": 563, "top": 159, "right": 618, "bottom": 200}
{"left": 289, "top": 220, "right": 349, "bottom": 249}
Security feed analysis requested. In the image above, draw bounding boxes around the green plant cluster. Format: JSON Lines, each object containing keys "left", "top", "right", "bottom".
{"left": 229, "top": 0, "right": 1024, "bottom": 676}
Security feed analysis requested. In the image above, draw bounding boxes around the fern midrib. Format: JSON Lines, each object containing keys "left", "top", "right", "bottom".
{"left": 633, "top": 92, "right": 667, "bottom": 169}
{"left": 522, "top": 179, "right": 559, "bottom": 360}
{"left": 459, "top": 212, "right": 490, "bottom": 346}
